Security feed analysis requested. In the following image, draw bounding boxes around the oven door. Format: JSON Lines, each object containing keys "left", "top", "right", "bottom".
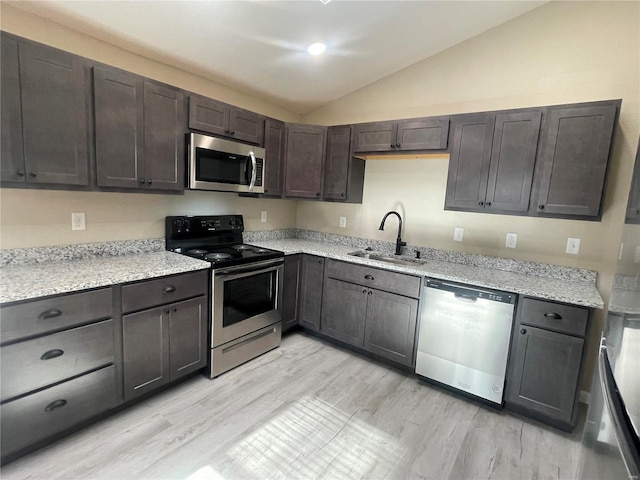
{"left": 212, "top": 259, "right": 283, "bottom": 347}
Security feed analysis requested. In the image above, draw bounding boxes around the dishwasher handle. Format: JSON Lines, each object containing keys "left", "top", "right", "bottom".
{"left": 454, "top": 292, "right": 478, "bottom": 302}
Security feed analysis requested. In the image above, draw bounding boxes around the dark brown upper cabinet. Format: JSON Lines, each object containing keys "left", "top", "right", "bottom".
{"left": 94, "top": 66, "right": 185, "bottom": 191}
{"left": 188, "top": 95, "right": 264, "bottom": 146}
{"left": 532, "top": 101, "right": 619, "bottom": 218}
{"left": 323, "top": 125, "right": 365, "bottom": 203}
{"left": 284, "top": 124, "right": 326, "bottom": 199}
{"left": 262, "top": 118, "right": 286, "bottom": 197}
{"left": 625, "top": 137, "right": 640, "bottom": 224}
{"left": 353, "top": 117, "right": 449, "bottom": 154}
{"left": 1, "top": 33, "right": 89, "bottom": 187}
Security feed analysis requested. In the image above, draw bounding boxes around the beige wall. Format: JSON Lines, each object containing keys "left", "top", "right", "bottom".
{"left": 0, "top": 4, "right": 300, "bottom": 249}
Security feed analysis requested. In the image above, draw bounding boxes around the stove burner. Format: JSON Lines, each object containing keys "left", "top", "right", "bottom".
{"left": 253, "top": 249, "right": 272, "bottom": 254}
{"left": 187, "top": 249, "right": 208, "bottom": 255}
{"left": 232, "top": 245, "right": 253, "bottom": 251}
{"left": 205, "top": 253, "right": 233, "bottom": 261}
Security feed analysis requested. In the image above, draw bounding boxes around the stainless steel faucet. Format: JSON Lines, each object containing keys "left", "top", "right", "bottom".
{"left": 378, "top": 211, "right": 407, "bottom": 255}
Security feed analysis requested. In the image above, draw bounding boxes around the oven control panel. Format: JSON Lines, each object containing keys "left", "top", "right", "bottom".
{"left": 166, "top": 215, "right": 244, "bottom": 237}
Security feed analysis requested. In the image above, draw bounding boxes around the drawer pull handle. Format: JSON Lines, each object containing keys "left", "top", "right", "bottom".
{"left": 163, "top": 286, "right": 176, "bottom": 294}
{"left": 544, "top": 312, "right": 562, "bottom": 320}
{"left": 44, "top": 399, "right": 67, "bottom": 412}
{"left": 364, "top": 274, "right": 374, "bottom": 280}
{"left": 40, "top": 349, "right": 64, "bottom": 360}
{"left": 38, "top": 309, "right": 62, "bottom": 320}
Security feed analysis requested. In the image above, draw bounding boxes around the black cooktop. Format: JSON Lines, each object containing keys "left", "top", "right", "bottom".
{"left": 165, "top": 215, "right": 283, "bottom": 268}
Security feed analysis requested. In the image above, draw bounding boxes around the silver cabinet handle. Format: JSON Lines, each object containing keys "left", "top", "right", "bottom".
{"left": 248, "top": 150, "right": 257, "bottom": 191}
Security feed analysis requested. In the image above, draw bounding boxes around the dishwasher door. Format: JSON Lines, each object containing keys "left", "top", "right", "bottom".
{"left": 416, "top": 280, "right": 516, "bottom": 404}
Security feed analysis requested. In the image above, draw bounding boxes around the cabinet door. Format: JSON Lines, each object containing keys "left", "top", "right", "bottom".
{"left": 321, "top": 278, "right": 367, "bottom": 347}
{"left": 506, "top": 325, "right": 584, "bottom": 424}
{"left": 353, "top": 121, "right": 395, "bottom": 153}
{"left": 396, "top": 118, "right": 449, "bottom": 150}
{"left": 282, "top": 255, "right": 302, "bottom": 332}
{"left": 534, "top": 103, "right": 617, "bottom": 217}
{"left": 299, "top": 255, "right": 325, "bottom": 331}
{"left": 1, "top": 35, "right": 25, "bottom": 183}
{"left": 484, "top": 111, "right": 541, "bottom": 212}
{"left": 123, "top": 306, "right": 169, "bottom": 400}
{"left": 188, "top": 95, "right": 228, "bottom": 137}
{"left": 444, "top": 113, "right": 495, "bottom": 211}
{"left": 19, "top": 42, "right": 89, "bottom": 185}
{"left": 263, "top": 119, "right": 285, "bottom": 197}
{"left": 229, "top": 106, "right": 265, "bottom": 146}
{"left": 169, "top": 297, "right": 206, "bottom": 379}
{"left": 625, "top": 137, "right": 640, "bottom": 224}
{"left": 94, "top": 67, "right": 145, "bottom": 188}
{"left": 323, "top": 125, "right": 352, "bottom": 201}
{"left": 285, "top": 124, "right": 326, "bottom": 199}
{"left": 364, "top": 289, "right": 418, "bottom": 366}
{"left": 144, "top": 82, "right": 185, "bottom": 191}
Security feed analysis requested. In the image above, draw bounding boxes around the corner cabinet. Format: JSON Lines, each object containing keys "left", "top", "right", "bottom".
{"left": 324, "top": 125, "right": 365, "bottom": 203}
{"left": 298, "top": 255, "right": 325, "bottom": 331}
{"left": 505, "top": 297, "right": 590, "bottom": 430}
{"left": 445, "top": 110, "right": 541, "bottom": 213}
{"left": 532, "top": 101, "right": 618, "bottom": 218}
{"left": 625, "top": 137, "right": 640, "bottom": 224}
{"left": 121, "top": 271, "right": 208, "bottom": 400}
{"left": 188, "top": 95, "right": 265, "bottom": 146}
{"left": 284, "top": 124, "right": 327, "bottom": 199}
{"left": 1, "top": 33, "right": 90, "bottom": 187}
{"left": 320, "top": 259, "right": 421, "bottom": 367}
{"left": 94, "top": 66, "right": 185, "bottom": 191}
{"left": 353, "top": 117, "right": 449, "bottom": 153}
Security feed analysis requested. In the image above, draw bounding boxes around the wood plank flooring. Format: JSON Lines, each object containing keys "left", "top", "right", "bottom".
{"left": 1, "top": 332, "right": 584, "bottom": 479}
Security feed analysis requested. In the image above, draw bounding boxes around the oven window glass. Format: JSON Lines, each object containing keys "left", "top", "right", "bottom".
{"left": 223, "top": 270, "right": 276, "bottom": 327}
{"left": 196, "top": 148, "right": 249, "bottom": 185}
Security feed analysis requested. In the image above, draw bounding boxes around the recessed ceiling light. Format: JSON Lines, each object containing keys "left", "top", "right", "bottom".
{"left": 307, "top": 43, "right": 327, "bottom": 56}
{"left": 319, "top": 0, "right": 332, "bottom": 4}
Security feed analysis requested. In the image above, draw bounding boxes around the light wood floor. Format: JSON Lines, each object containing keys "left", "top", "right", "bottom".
{"left": 1, "top": 332, "right": 584, "bottom": 480}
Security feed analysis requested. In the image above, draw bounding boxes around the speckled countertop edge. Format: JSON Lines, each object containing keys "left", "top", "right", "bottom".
{"left": 250, "top": 239, "right": 605, "bottom": 309}
{"left": 0, "top": 251, "right": 210, "bottom": 304}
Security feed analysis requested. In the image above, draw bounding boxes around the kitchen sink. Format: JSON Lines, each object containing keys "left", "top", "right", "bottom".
{"left": 348, "top": 251, "right": 424, "bottom": 266}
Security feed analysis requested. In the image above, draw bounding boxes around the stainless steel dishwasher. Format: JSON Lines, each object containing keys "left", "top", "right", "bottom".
{"left": 415, "top": 279, "right": 516, "bottom": 405}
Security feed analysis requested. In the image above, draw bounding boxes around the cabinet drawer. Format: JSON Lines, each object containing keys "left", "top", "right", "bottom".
{"left": 0, "top": 288, "right": 112, "bottom": 345}
{"left": 1, "top": 320, "right": 114, "bottom": 401}
{"left": 519, "top": 297, "right": 589, "bottom": 337}
{"left": 325, "top": 259, "right": 421, "bottom": 298}
{"left": 122, "top": 270, "right": 208, "bottom": 313}
{"left": 1, "top": 365, "right": 116, "bottom": 458}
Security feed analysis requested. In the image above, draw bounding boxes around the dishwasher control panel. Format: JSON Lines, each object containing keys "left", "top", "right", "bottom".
{"left": 426, "top": 280, "right": 515, "bottom": 304}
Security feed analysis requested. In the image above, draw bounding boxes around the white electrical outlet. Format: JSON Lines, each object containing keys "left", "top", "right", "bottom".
{"left": 566, "top": 237, "right": 581, "bottom": 255}
{"left": 260, "top": 211, "right": 267, "bottom": 223}
{"left": 71, "top": 212, "right": 86, "bottom": 231}
{"left": 339, "top": 216, "right": 347, "bottom": 228}
{"left": 634, "top": 245, "right": 640, "bottom": 263}
{"left": 506, "top": 233, "right": 518, "bottom": 249}
{"left": 453, "top": 227, "right": 464, "bottom": 242}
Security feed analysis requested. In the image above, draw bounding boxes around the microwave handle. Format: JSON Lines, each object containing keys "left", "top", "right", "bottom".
{"left": 248, "top": 151, "right": 257, "bottom": 191}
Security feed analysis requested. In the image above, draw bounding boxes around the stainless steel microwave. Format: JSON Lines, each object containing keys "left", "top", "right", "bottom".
{"left": 188, "top": 133, "right": 265, "bottom": 193}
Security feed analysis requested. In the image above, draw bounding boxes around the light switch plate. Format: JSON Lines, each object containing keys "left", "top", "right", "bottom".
{"left": 339, "top": 216, "right": 347, "bottom": 228}
{"left": 453, "top": 227, "right": 464, "bottom": 242}
{"left": 71, "top": 212, "right": 86, "bottom": 231}
{"left": 566, "top": 237, "right": 581, "bottom": 255}
{"left": 506, "top": 233, "right": 518, "bottom": 248}
{"left": 261, "top": 211, "right": 267, "bottom": 223}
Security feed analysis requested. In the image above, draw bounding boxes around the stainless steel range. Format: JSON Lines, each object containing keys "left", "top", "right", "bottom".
{"left": 166, "top": 215, "right": 284, "bottom": 378}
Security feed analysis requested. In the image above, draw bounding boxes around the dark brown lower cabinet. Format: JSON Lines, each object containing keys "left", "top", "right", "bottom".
{"left": 282, "top": 255, "right": 302, "bottom": 332}
{"left": 298, "top": 255, "right": 325, "bottom": 331}
{"left": 123, "top": 296, "right": 206, "bottom": 400}
{"left": 320, "top": 259, "right": 420, "bottom": 368}
{"left": 505, "top": 297, "right": 589, "bottom": 430}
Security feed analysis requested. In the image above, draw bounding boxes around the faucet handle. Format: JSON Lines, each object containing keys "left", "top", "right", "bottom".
{"left": 414, "top": 249, "right": 421, "bottom": 259}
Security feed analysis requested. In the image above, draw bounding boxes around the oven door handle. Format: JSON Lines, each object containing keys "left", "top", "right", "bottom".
{"left": 216, "top": 260, "right": 283, "bottom": 279}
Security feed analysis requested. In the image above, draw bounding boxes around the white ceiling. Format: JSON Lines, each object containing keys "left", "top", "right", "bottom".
{"left": 15, "top": 1, "right": 547, "bottom": 114}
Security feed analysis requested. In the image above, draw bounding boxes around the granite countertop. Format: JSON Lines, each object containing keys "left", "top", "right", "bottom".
{"left": 0, "top": 251, "right": 210, "bottom": 304}
{"left": 250, "top": 239, "right": 605, "bottom": 309}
